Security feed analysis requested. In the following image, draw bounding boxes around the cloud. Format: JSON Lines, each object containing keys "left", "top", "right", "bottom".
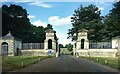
{"left": 1, "top": 0, "right": 53, "bottom": 8}
{"left": 59, "top": 38, "right": 75, "bottom": 46}
{"left": 56, "top": 33, "right": 75, "bottom": 46}
{"left": 48, "top": 15, "right": 72, "bottom": 26}
{"left": 29, "top": 1, "right": 52, "bottom": 8}
{"left": 0, "top": 0, "right": 115, "bottom": 2}
{"left": 32, "top": 20, "right": 47, "bottom": 27}
{"left": 28, "top": 15, "right": 35, "bottom": 19}
{"left": 98, "top": 7, "right": 104, "bottom": 11}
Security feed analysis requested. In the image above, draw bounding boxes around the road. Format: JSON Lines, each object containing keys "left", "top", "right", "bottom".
{"left": 14, "top": 55, "right": 118, "bottom": 72}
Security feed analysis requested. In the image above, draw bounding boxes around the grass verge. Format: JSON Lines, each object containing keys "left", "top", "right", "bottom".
{"left": 80, "top": 56, "right": 119, "bottom": 69}
{"left": 2, "top": 56, "right": 53, "bottom": 72}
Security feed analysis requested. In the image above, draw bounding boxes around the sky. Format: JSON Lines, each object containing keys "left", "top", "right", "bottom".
{"left": 1, "top": 0, "right": 116, "bottom": 46}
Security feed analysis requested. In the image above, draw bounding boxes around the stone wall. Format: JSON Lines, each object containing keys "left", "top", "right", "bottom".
{"left": 19, "top": 49, "right": 55, "bottom": 56}
{"left": 76, "top": 49, "right": 118, "bottom": 57}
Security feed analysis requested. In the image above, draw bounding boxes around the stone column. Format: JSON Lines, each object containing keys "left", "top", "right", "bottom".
{"left": 76, "top": 41, "right": 80, "bottom": 50}
{"left": 85, "top": 40, "right": 89, "bottom": 49}
{"left": 0, "top": 40, "right": 2, "bottom": 56}
{"left": 44, "top": 40, "right": 48, "bottom": 50}
{"left": 118, "top": 37, "right": 120, "bottom": 56}
{"left": 8, "top": 40, "right": 14, "bottom": 56}
{"left": 52, "top": 40, "right": 56, "bottom": 50}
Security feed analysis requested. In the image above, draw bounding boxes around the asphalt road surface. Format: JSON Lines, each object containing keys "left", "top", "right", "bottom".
{"left": 14, "top": 55, "right": 118, "bottom": 72}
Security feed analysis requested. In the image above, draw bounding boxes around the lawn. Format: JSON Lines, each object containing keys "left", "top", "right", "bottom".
{"left": 80, "top": 56, "right": 119, "bottom": 69}
{"left": 2, "top": 56, "right": 53, "bottom": 72}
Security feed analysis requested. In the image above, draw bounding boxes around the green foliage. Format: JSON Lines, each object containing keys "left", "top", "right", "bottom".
{"left": 2, "top": 56, "right": 50, "bottom": 71}
{"left": 67, "top": 4, "right": 103, "bottom": 42}
{"left": 80, "top": 56, "right": 118, "bottom": 69}
{"left": 104, "top": 1, "right": 120, "bottom": 39}
{"left": 2, "top": 4, "right": 56, "bottom": 43}
{"left": 68, "top": 2, "right": 120, "bottom": 42}
{"left": 65, "top": 43, "right": 73, "bottom": 51}
{"left": 59, "top": 44, "right": 64, "bottom": 48}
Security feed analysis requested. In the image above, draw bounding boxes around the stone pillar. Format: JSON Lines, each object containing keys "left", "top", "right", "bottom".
{"left": 73, "top": 43, "right": 76, "bottom": 56}
{"left": 44, "top": 29, "right": 57, "bottom": 51}
{"left": 44, "top": 40, "right": 48, "bottom": 50}
{"left": 84, "top": 40, "right": 89, "bottom": 49}
{"left": 117, "top": 37, "right": 120, "bottom": 55}
{"left": 76, "top": 29, "right": 89, "bottom": 50}
{"left": 52, "top": 40, "right": 56, "bottom": 50}
{"left": 8, "top": 40, "right": 14, "bottom": 56}
{"left": 0, "top": 39, "right": 2, "bottom": 56}
{"left": 112, "top": 37, "right": 118, "bottom": 49}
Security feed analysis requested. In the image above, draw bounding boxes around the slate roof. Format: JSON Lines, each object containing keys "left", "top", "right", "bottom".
{"left": 1, "top": 31, "right": 22, "bottom": 41}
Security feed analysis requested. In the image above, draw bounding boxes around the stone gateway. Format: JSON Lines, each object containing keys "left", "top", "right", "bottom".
{"left": 74, "top": 29, "right": 119, "bottom": 57}
{"left": 0, "top": 29, "right": 59, "bottom": 56}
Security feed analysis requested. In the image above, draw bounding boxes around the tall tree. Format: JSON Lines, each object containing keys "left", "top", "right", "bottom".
{"left": 67, "top": 4, "right": 103, "bottom": 42}
{"left": 2, "top": 4, "right": 47, "bottom": 43}
{"left": 2, "top": 4, "right": 32, "bottom": 42}
{"left": 104, "top": 1, "right": 120, "bottom": 39}
{"left": 45, "top": 24, "right": 53, "bottom": 30}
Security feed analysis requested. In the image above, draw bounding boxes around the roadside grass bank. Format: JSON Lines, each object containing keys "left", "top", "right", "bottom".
{"left": 80, "top": 56, "right": 119, "bottom": 69}
{"left": 2, "top": 56, "right": 53, "bottom": 72}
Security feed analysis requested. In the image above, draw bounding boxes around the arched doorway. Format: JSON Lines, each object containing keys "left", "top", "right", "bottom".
{"left": 81, "top": 39, "right": 85, "bottom": 49}
{"left": 1, "top": 42, "right": 8, "bottom": 56}
{"left": 48, "top": 39, "right": 52, "bottom": 49}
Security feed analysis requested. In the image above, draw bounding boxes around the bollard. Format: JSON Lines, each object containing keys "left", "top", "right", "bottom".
{"left": 39, "top": 58, "right": 41, "bottom": 61}
{"left": 34, "top": 59, "right": 36, "bottom": 63}
{"left": 22, "top": 62, "right": 24, "bottom": 67}
{"left": 33, "top": 60, "right": 35, "bottom": 64}
{"left": 105, "top": 60, "right": 108, "bottom": 64}
{"left": 96, "top": 58, "right": 99, "bottom": 61}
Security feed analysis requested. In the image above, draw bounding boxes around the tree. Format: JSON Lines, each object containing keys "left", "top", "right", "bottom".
{"left": 65, "top": 43, "right": 73, "bottom": 51}
{"left": 2, "top": 4, "right": 32, "bottom": 42}
{"left": 104, "top": 1, "right": 120, "bottom": 40}
{"left": 59, "top": 44, "right": 64, "bottom": 48}
{"left": 2, "top": 4, "right": 47, "bottom": 43}
{"left": 45, "top": 24, "right": 53, "bottom": 30}
{"left": 67, "top": 4, "right": 103, "bottom": 42}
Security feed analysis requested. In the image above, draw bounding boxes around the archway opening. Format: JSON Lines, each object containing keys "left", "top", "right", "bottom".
{"left": 48, "top": 39, "right": 52, "bottom": 49}
{"left": 1, "top": 42, "right": 8, "bottom": 56}
{"left": 81, "top": 39, "right": 85, "bottom": 49}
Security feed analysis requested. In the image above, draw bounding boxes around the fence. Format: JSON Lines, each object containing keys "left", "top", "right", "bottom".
{"left": 22, "top": 43, "right": 44, "bottom": 49}
{"left": 89, "top": 42, "right": 112, "bottom": 49}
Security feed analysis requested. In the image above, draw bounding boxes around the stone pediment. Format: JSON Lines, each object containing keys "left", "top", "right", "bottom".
{"left": 78, "top": 29, "right": 88, "bottom": 32}
{"left": 2, "top": 31, "right": 14, "bottom": 39}
{"left": 45, "top": 29, "right": 56, "bottom": 33}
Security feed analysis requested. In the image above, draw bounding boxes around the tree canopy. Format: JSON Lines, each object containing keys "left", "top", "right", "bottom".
{"left": 68, "top": 2, "right": 120, "bottom": 42}
{"left": 65, "top": 43, "right": 73, "bottom": 51}
{"left": 2, "top": 4, "right": 56, "bottom": 43}
{"left": 104, "top": 1, "right": 120, "bottom": 40}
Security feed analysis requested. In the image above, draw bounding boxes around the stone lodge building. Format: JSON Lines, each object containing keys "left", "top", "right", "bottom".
{"left": 0, "top": 31, "right": 22, "bottom": 56}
